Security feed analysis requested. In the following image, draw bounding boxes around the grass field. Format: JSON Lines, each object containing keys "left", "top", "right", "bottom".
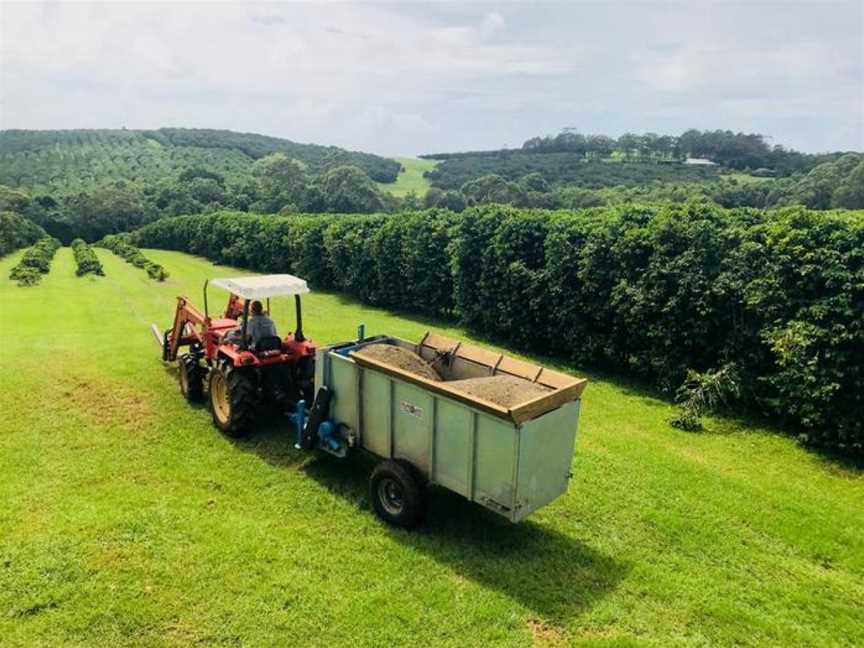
{"left": 1, "top": 247, "right": 862, "bottom": 647}
{"left": 377, "top": 157, "right": 438, "bottom": 197}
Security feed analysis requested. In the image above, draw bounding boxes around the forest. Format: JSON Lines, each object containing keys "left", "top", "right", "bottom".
{"left": 0, "top": 128, "right": 861, "bottom": 243}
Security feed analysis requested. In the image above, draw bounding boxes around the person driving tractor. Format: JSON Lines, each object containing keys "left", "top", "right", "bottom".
{"left": 247, "top": 300, "right": 277, "bottom": 347}
{"left": 224, "top": 300, "right": 278, "bottom": 347}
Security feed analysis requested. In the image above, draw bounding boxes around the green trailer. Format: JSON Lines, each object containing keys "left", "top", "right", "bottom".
{"left": 307, "top": 332, "right": 588, "bottom": 527}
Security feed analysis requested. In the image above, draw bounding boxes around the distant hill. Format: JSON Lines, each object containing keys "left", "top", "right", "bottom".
{"left": 423, "top": 152, "right": 722, "bottom": 191}
{"left": 0, "top": 128, "right": 400, "bottom": 193}
{"left": 420, "top": 129, "right": 847, "bottom": 192}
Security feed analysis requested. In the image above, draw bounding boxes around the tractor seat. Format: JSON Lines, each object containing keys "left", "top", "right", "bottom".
{"left": 253, "top": 336, "right": 283, "bottom": 354}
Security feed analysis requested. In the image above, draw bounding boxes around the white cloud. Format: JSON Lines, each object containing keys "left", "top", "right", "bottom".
{"left": 0, "top": 1, "right": 861, "bottom": 155}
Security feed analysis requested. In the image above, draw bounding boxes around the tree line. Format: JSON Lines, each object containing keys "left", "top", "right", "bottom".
{"left": 0, "top": 153, "right": 400, "bottom": 243}
{"left": 0, "top": 128, "right": 400, "bottom": 190}
{"left": 422, "top": 153, "right": 864, "bottom": 211}
{"left": 425, "top": 128, "right": 843, "bottom": 175}
{"left": 131, "top": 204, "right": 864, "bottom": 457}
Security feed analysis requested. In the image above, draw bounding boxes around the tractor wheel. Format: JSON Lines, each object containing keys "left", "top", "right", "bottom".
{"left": 178, "top": 354, "right": 204, "bottom": 402}
{"left": 369, "top": 460, "right": 425, "bottom": 528}
{"left": 208, "top": 365, "right": 256, "bottom": 437}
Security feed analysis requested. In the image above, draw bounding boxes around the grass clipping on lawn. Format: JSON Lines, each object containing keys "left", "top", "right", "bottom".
{"left": 352, "top": 344, "right": 551, "bottom": 408}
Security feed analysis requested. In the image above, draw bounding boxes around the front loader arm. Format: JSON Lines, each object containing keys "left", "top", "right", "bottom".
{"left": 166, "top": 296, "right": 207, "bottom": 362}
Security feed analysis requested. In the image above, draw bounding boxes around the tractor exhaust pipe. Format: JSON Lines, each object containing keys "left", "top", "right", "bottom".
{"left": 294, "top": 294, "right": 305, "bottom": 342}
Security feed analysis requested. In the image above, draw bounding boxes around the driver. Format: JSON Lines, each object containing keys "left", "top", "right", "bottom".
{"left": 247, "top": 300, "right": 278, "bottom": 347}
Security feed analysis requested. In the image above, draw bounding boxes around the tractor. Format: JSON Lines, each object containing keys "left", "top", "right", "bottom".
{"left": 153, "top": 275, "right": 316, "bottom": 436}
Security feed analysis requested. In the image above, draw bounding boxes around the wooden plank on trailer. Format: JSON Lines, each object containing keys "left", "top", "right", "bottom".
{"left": 535, "top": 368, "right": 578, "bottom": 390}
{"left": 420, "top": 332, "right": 460, "bottom": 352}
{"left": 455, "top": 343, "right": 501, "bottom": 369}
{"left": 497, "top": 356, "right": 542, "bottom": 381}
{"left": 509, "top": 379, "right": 588, "bottom": 425}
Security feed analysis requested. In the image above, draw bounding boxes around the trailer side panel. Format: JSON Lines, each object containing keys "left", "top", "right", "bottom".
{"left": 513, "top": 400, "right": 581, "bottom": 521}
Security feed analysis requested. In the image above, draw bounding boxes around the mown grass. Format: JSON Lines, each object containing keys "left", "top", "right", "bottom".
{"left": 1, "top": 247, "right": 862, "bottom": 647}
{"left": 377, "top": 157, "right": 438, "bottom": 197}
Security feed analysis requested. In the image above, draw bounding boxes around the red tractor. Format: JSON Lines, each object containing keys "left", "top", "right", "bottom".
{"left": 153, "top": 275, "right": 316, "bottom": 436}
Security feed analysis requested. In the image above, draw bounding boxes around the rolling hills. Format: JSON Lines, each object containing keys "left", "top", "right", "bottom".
{"left": 0, "top": 128, "right": 401, "bottom": 194}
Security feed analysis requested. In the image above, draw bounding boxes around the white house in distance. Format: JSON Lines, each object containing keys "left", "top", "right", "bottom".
{"left": 684, "top": 157, "right": 718, "bottom": 166}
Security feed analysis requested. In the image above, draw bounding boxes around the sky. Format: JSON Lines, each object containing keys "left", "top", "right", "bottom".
{"left": 1, "top": 1, "right": 862, "bottom": 157}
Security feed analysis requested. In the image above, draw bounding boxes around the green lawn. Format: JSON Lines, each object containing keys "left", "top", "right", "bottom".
{"left": 377, "top": 157, "right": 437, "bottom": 197}
{"left": 1, "top": 247, "right": 862, "bottom": 647}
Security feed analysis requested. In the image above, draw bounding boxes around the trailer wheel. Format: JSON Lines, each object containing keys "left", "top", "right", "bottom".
{"left": 178, "top": 354, "right": 204, "bottom": 402}
{"left": 370, "top": 460, "right": 425, "bottom": 528}
{"left": 208, "top": 365, "right": 256, "bottom": 437}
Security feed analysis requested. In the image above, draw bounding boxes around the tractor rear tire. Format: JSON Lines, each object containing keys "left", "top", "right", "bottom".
{"left": 178, "top": 354, "right": 204, "bottom": 402}
{"left": 369, "top": 460, "right": 425, "bottom": 528}
{"left": 208, "top": 365, "right": 256, "bottom": 437}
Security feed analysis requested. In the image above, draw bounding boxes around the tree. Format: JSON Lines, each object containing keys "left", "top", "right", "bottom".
{"left": 460, "top": 174, "right": 524, "bottom": 206}
{"left": 520, "top": 172, "right": 549, "bottom": 193}
{"left": 252, "top": 153, "right": 309, "bottom": 212}
{"left": 178, "top": 167, "right": 225, "bottom": 185}
{"left": 188, "top": 177, "right": 225, "bottom": 205}
{"left": 832, "top": 159, "right": 864, "bottom": 209}
{"left": 64, "top": 183, "right": 150, "bottom": 241}
{"left": 0, "top": 184, "right": 31, "bottom": 212}
{"left": 425, "top": 187, "right": 466, "bottom": 212}
{"left": 399, "top": 191, "right": 424, "bottom": 211}
{"left": 315, "top": 165, "right": 385, "bottom": 213}
{"left": 773, "top": 154, "right": 862, "bottom": 209}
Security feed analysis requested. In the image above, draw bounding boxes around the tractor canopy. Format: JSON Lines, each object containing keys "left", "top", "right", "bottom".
{"left": 209, "top": 274, "right": 310, "bottom": 299}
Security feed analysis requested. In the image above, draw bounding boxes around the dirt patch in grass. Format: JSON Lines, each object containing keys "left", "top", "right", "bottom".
{"left": 352, "top": 343, "right": 442, "bottom": 381}
{"left": 447, "top": 375, "right": 550, "bottom": 408}
{"left": 527, "top": 618, "right": 565, "bottom": 647}
{"left": 61, "top": 375, "right": 151, "bottom": 427}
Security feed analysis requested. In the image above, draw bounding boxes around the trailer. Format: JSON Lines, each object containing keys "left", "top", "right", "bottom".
{"left": 302, "top": 332, "right": 588, "bottom": 527}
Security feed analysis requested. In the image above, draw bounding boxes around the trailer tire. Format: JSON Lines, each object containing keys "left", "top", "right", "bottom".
{"left": 370, "top": 460, "right": 425, "bottom": 528}
{"left": 209, "top": 364, "right": 256, "bottom": 437}
{"left": 178, "top": 354, "right": 204, "bottom": 402}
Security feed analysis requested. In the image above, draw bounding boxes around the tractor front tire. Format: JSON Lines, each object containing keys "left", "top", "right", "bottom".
{"left": 369, "top": 460, "right": 425, "bottom": 528}
{"left": 178, "top": 354, "right": 204, "bottom": 402}
{"left": 208, "top": 365, "right": 256, "bottom": 437}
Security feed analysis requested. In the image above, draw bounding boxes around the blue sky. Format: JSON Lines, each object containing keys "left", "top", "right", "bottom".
{"left": 1, "top": 1, "right": 861, "bottom": 156}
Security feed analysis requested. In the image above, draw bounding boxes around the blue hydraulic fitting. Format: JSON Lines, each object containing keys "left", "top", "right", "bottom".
{"left": 317, "top": 419, "right": 342, "bottom": 452}
{"left": 291, "top": 399, "right": 306, "bottom": 449}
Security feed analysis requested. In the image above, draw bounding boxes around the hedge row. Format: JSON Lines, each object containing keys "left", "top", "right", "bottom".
{"left": 0, "top": 210, "right": 44, "bottom": 257}
{"left": 132, "top": 205, "right": 864, "bottom": 454}
{"left": 98, "top": 234, "right": 168, "bottom": 281}
{"left": 9, "top": 236, "right": 61, "bottom": 286}
{"left": 71, "top": 238, "right": 104, "bottom": 276}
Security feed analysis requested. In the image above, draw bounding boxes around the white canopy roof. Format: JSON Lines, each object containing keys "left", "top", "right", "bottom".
{"left": 210, "top": 274, "right": 310, "bottom": 299}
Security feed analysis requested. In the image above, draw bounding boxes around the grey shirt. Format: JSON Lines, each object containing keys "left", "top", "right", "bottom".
{"left": 247, "top": 314, "right": 278, "bottom": 346}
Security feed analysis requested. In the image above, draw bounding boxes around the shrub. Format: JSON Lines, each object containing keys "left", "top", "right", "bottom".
{"left": 8, "top": 236, "right": 61, "bottom": 286}
{"left": 131, "top": 205, "right": 864, "bottom": 455}
{"left": 670, "top": 364, "right": 741, "bottom": 431}
{"left": 0, "top": 210, "right": 45, "bottom": 257}
{"left": 97, "top": 234, "right": 168, "bottom": 281}
{"left": 71, "top": 238, "right": 104, "bottom": 276}
{"left": 9, "top": 265, "right": 42, "bottom": 286}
